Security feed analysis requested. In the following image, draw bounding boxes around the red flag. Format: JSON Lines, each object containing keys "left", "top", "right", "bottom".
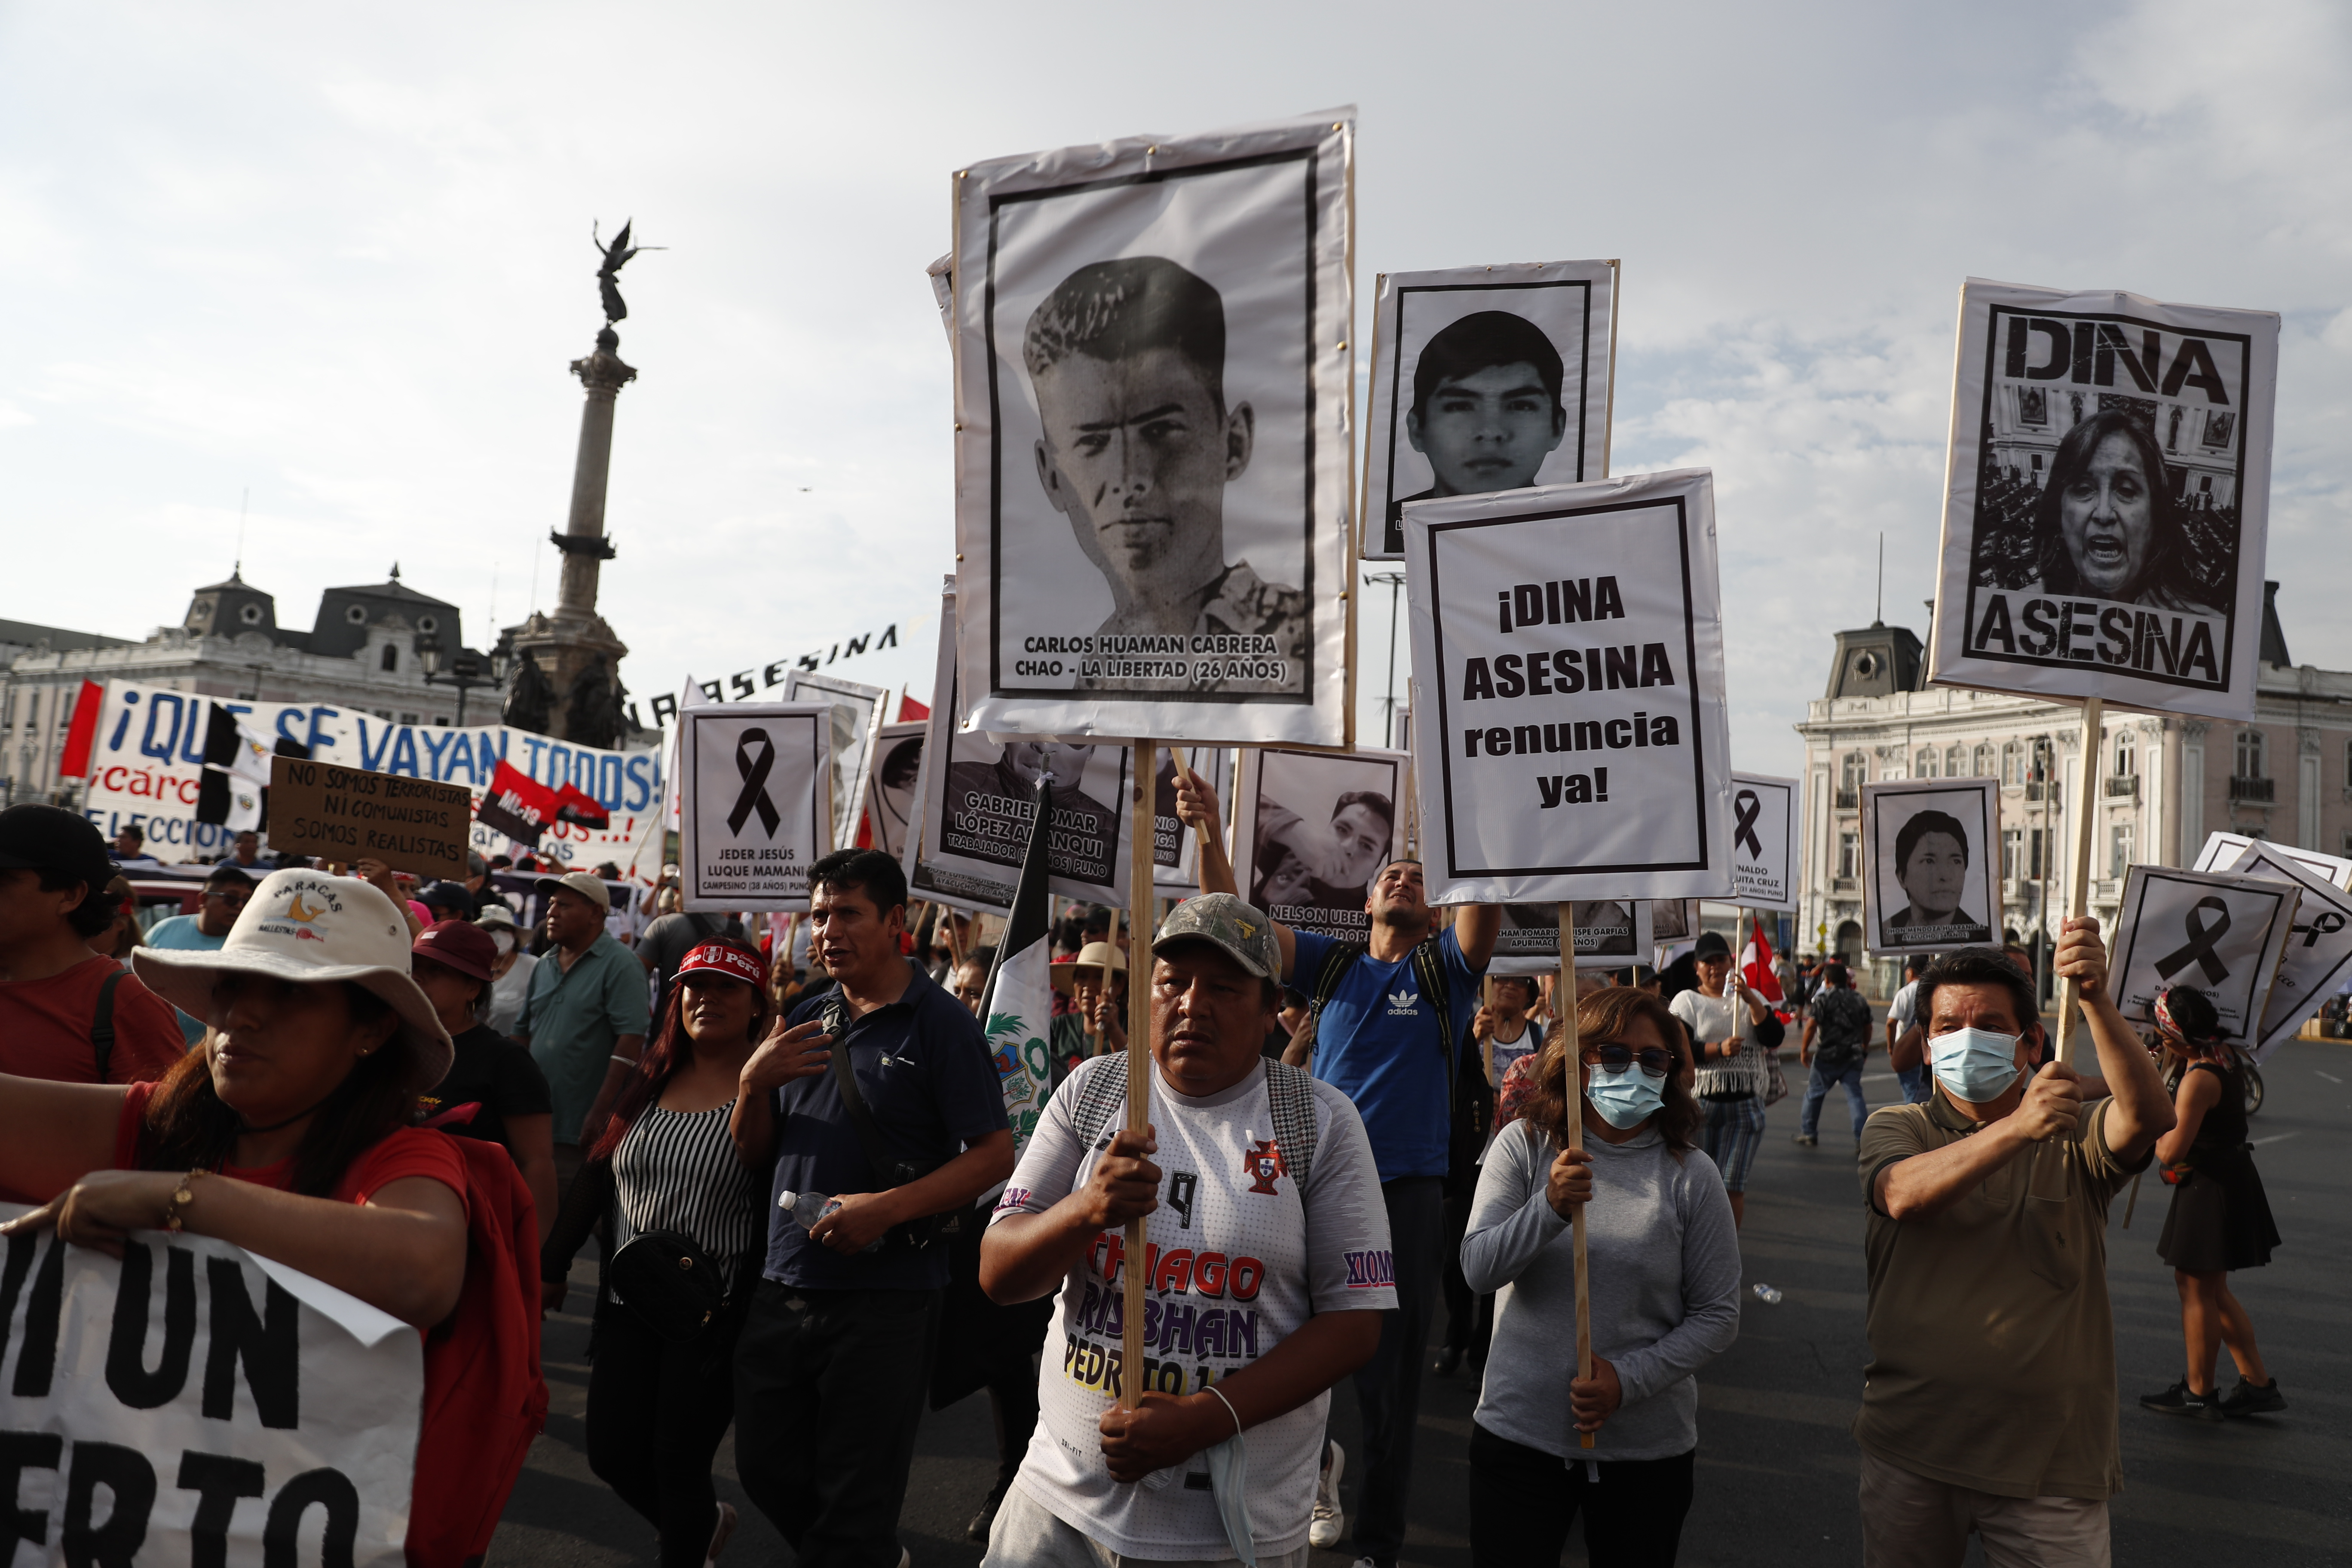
{"left": 479, "top": 760, "right": 560, "bottom": 846}
{"left": 553, "top": 783, "right": 610, "bottom": 830}
{"left": 55, "top": 681, "right": 104, "bottom": 779}
{"left": 897, "top": 694, "right": 930, "bottom": 722}
{"left": 1742, "top": 923, "right": 1785, "bottom": 1006}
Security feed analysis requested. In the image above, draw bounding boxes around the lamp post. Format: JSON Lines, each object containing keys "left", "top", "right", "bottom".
{"left": 418, "top": 638, "right": 510, "bottom": 727}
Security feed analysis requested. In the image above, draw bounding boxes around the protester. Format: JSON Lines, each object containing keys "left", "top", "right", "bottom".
{"left": 1855, "top": 927, "right": 2172, "bottom": 1565}
{"left": 1884, "top": 956, "right": 1930, "bottom": 1106}
{"left": 97, "top": 874, "right": 142, "bottom": 965}
{"left": 727, "top": 848, "right": 1015, "bottom": 1567}
{"left": 0, "top": 804, "right": 185, "bottom": 1093}
{"left": 110, "top": 822, "right": 161, "bottom": 866}
{"left": 515, "top": 870, "right": 652, "bottom": 1192}
{"left": 1049, "top": 940, "right": 1128, "bottom": 1070}
{"left": 1464, "top": 986, "right": 1740, "bottom": 1565}
{"left": 1436, "top": 975, "right": 1542, "bottom": 1375}
{"left": 223, "top": 829, "right": 263, "bottom": 869}
{"left": 948, "top": 949, "right": 992, "bottom": 1014}
{"left": 2139, "top": 984, "right": 2285, "bottom": 1421}
{"left": 639, "top": 906, "right": 751, "bottom": 1023}
{"left": 144, "top": 864, "right": 258, "bottom": 1044}
{"left": 978, "top": 893, "right": 1392, "bottom": 1567}
{"left": 1796, "top": 961, "right": 1873, "bottom": 1147}
{"left": 1175, "top": 764, "right": 1498, "bottom": 1568}
{"left": 545, "top": 940, "right": 770, "bottom": 1568}
{"left": 478, "top": 901, "right": 542, "bottom": 1037}
{"left": 419, "top": 879, "right": 477, "bottom": 925}
{"left": 413, "top": 918, "right": 558, "bottom": 1237}
{"left": 0, "top": 867, "right": 544, "bottom": 1563}
{"left": 1672, "top": 931, "right": 1779, "bottom": 1227}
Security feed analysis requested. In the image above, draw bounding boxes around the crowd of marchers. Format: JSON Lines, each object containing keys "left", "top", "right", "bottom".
{"left": 0, "top": 788, "right": 2288, "bottom": 1568}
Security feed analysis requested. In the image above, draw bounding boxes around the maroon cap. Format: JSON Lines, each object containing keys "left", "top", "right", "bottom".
{"left": 413, "top": 918, "right": 499, "bottom": 983}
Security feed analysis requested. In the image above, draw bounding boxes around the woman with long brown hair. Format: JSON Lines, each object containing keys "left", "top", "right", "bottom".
{"left": 543, "top": 939, "right": 771, "bottom": 1567}
{"left": 1461, "top": 986, "right": 1741, "bottom": 1567}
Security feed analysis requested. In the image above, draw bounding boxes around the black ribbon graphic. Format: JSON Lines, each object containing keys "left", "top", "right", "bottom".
{"left": 2153, "top": 896, "right": 2233, "bottom": 984}
{"left": 1733, "top": 790, "right": 1764, "bottom": 858}
{"left": 728, "top": 728, "right": 781, "bottom": 837}
{"left": 2293, "top": 910, "right": 2347, "bottom": 949}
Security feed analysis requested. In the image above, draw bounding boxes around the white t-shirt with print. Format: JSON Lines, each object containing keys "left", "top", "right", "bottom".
{"left": 991, "top": 1054, "right": 1397, "bottom": 1561}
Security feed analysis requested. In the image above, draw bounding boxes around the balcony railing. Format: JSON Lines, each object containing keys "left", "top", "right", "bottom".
{"left": 1834, "top": 789, "right": 1859, "bottom": 809}
{"left": 2104, "top": 775, "right": 2139, "bottom": 800}
{"left": 1832, "top": 876, "right": 1857, "bottom": 891}
{"left": 2025, "top": 781, "right": 2047, "bottom": 802}
{"left": 2229, "top": 776, "right": 2275, "bottom": 803}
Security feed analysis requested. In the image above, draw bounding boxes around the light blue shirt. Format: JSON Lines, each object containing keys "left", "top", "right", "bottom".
{"left": 143, "top": 914, "right": 227, "bottom": 1044}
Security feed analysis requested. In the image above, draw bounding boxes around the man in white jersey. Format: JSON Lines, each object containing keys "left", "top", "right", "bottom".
{"left": 980, "top": 893, "right": 1395, "bottom": 1567}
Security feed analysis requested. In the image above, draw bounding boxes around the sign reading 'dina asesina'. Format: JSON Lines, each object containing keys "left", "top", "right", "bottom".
{"left": 268, "top": 756, "right": 471, "bottom": 879}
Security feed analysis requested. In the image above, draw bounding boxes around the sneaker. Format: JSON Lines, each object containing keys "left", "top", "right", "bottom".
{"left": 2139, "top": 1380, "right": 2223, "bottom": 1421}
{"left": 1308, "top": 1442, "right": 1345, "bottom": 1548}
{"left": 1432, "top": 1343, "right": 1464, "bottom": 1375}
{"left": 705, "top": 1502, "right": 737, "bottom": 1566}
{"left": 2217, "top": 1378, "right": 2288, "bottom": 1417}
{"left": 1791, "top": 1133, "right": 1818, "bottom": 1146}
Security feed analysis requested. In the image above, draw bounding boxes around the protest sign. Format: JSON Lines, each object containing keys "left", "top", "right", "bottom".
{"left": 1231, "top": 746, "right": 1408, "bottom": 942}
{"left": 1402, "top": 468, "right": 1733, "bottom": 903}
{"left": 2107, "top": 864, "right": 2298, "bottom": 1044}
{"left": 646, "top": 617, "right": 908, "bottom": 725}
{"left": 949, "top": 110, "right": 1356, "bottom": 748}
{"left": 1860, "top": 777, "right": 2001, "bottom": 958}
{"left": 1154, "top": 746, "right": 1232, "bottom": 894}
{"left": 2195, "top": 839, "right": 2352, "bottom": 1060}
{"left": 1927, "top": 279, "right": 2278, "bottom": 720}
{"left": 1491, "top": 899, "right": 1654, "bottom": 977}
{"left": 0, "top": 1210, "right": 422, "bottom": 1568}
{"left": 2193, "top": 830, "right": 2352, "bottom": 894}
{"left": 679, "top": 703, "right": 830, "bottom": 912}
{"left": 1729, "top": 771, "right": 1799, "bottom": 910}
{"left": 864, "top": 722, "right": 925, "bottom": 860}
{"left": 782, "top": 669, "right": 888, "bottom": 846}
{"left": 1649, "top": 898, "right": 1695, "bottom": 944}
{"left": 1362, "top": 261, "right": 1617, "bottom": 560}
{"left": 79, "top": 679, "right": 662, "bottom": 870}
{"left": 265, "top": 757, "right": 471, "bottom": 880}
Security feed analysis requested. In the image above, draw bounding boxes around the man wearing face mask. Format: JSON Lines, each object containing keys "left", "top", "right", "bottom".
{"left": 1853, "top": 921, "right": 2174, "bottom": 1568}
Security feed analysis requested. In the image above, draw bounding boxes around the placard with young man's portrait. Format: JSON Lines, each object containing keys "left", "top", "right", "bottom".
{"left": 1860, "top": 778, "right": 2001, "bottom": 957}
{"left": 950, "top": 112, "right": 1355, "bottom": 748}
{"left": 1231, "top": 746, "right": 1407, "bottom": 943}
{"left": 1362, "top": 261, "right": 1617, "bottom": 561}
{"left": 1927, "top": 279, "right": 2278, "bottom": 719}
{"left": 1489, "top": 899, "right": 1655, "bottom": 977}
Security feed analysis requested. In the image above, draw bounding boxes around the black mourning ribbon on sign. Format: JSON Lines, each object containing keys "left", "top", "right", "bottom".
{"left": 1733, "top": 790, "right": 1764, "bottom": 858}
{"left": 728, "top": 728, "right": 781, "bottom": 837}
{"left": 2154, "top": 896, "right": 2234, "bottom": 984}
{"left": 2293, "top": 910, "right": 2347, "bottom": 949}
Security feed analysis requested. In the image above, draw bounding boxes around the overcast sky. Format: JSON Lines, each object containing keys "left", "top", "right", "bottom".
{"left": 5, "top": 0, "right": 2347, "bottom": 780}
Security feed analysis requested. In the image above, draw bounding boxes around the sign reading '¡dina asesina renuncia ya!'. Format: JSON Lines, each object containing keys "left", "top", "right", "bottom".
{"left": 1402, "top": 469, "right": 1734, "bottom": 904}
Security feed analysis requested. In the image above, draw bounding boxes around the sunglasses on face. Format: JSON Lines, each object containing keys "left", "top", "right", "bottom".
{"left": 204, "top": 890, "right": 251, "bottom": 908}
{"left": 1582, "top": 1042, "right": 1675, "bottom": 1078}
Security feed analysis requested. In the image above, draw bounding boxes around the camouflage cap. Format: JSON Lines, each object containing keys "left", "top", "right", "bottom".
{"left": 1153, "top": 893, "right": 1281, "bottom": 980}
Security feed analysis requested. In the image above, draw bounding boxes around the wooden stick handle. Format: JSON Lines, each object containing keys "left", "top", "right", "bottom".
{"left": 1121, "top": 741, "right": 1157, "bottom": 1410}
{"left": 1556, "top": 901, "right": 1593, "bottom": 1450}
{"left": 2053, "top": 696, "right": 2103, "bottom": 1069}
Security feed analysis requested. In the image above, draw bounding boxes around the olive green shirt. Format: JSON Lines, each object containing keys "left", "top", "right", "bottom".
{"left": 1854, "top": 1089, "right": 2149, "bottom": 1500}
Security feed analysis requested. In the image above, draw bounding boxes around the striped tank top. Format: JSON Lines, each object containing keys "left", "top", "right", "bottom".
{"left": 613, "top": 1100, "right": 762, "bottom": 1265}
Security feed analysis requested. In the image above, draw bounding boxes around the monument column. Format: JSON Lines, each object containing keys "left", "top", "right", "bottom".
{"left": 556, "top": 327, "right": 636, "bottom": 616}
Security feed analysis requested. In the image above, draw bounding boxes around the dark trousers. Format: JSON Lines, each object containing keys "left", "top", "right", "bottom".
{"left": 1347, "top": 1175, "right": 1445, "bottom": 1565}
{"left": 586, "top": 1297, "right": 746, "bottom": 1568}
{"left": 1468, "top": 1422, "right": 1695, "bottom": 1568}
{"left": 733, "top": 1281, "right": 940, "bottom": 1568}
{"left": 1439, "top": 1184, "right": 1493, "bottom": 1360}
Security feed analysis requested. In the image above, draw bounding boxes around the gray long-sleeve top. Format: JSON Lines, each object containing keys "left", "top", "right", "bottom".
{"left": 1463, "top": 1118, "right": 1743, "bottom": 1461}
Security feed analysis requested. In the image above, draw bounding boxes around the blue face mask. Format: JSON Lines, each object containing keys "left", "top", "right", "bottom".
{"left": 1585, "top": 1065, "right": 1666, "bottom": 1129}
{"left": 1929, "top": 1026, "right": 2022, "bottom": 1103}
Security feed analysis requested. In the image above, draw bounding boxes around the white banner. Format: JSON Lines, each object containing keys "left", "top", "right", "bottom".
{"left": 950, "top": 110, "right": 1356, "bottom": 747}
{"left": 679, "top": 704, "right": 831, "bottom": 912}
{"left": 1403, "top": 469, "right": 1733, "bottom": 903}
{"left": 1231, "top": 746, "right": 1408, "bottom": 943}
{"left": 1860, "top": 777, "right": 2003, "bottom": 958}
{"left": 2108, "top": 864, "right": 2298, "bottom": 1044}
{"left": 1729, "top": 771, "right": 1800, "bottom": 911}
{"left": 1489, "top": 900, "right": 1657, "bottom": 977}
{"left": 1362, "top": 260, "right": 1617, "bottom": 560}
{"left": 0, "top": 1212, "right": 421, "bottom": 1568}
{"left": 2192, "top": 830, "right": 2352, "bottom": 893}
{"left": 1927, "top": 279, "right": 2278, "bottom": 719}
{"left": 78, "top": 680, "right": 663, "bottom": 871}
{"left": 2197, "top": 838, "right": 2352, "bottom": 1061}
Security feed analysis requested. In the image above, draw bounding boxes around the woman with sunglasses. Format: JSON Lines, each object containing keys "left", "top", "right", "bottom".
{"left": 1462, "top": 987, "right": 1742, "bottom": 1567}
{"left": 542, "top": 940, "right": 770, "bottom": 1568}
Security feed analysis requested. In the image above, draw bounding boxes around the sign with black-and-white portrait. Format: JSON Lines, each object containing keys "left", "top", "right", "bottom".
{"left": 1928, "top": 279, "right": 2278, "bottom": 718}
{"left": 864, "top": 722, "right": 925, "bottom": 861}
{"left": 680, "top": 704, "right": 830, "bottom": 912}
{"left": 1729, "top": 770, "right": 1799, "bottom": 910}
{"left": 1155, "top": 745, "right": 1233, "bottom": 893}
{"left": 2108, "top": 864, "right": 2300, "bottom": 1044}
{"left": 1402, "top": 468, "right": 1733, "bottom": 904}
{"left": 1861, "top": 777, "right": 2000, "bottom": 957}
{"left": 1362, "top": 261, "right": 1617, "bottom": 560}
{"left": 1231, "top": 746, "right": 1407, "bottom": 943}
{"left": 2196, "top": 841, "right": 2352, "bottom": 1060}
{"left": 1490, "top": 899, "right": 1655, "bottom": 977}
{"left": 782, "top": 668, "right": 889, "bottom": 845}
{"left": 2193, "top": 830, "right": 2352, "bottom": 894}
{"left": 950, "top": 112, "right": 1355, "bottom": 747}
{"left": 1648, "top": 898, "right": 1694, "bottom": 943}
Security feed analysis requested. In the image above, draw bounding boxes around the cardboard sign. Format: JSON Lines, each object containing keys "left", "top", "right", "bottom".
{"left": 679, "top": 704, "right": 831, "bottom": 912}
{"left": 1729, "top": 771, "right": 1800, "bottom": 910}
{"left": 1927, "top": 279, "right": 2278, "bottom": 719}
{"left": 266, "top": 756, "right": 469, "bottom": 880}
{"left": 1402, "top": 468, "right": 1733, "bottom": 903}
{"left": 2108, "top": 864, "right": 2299, "bottom": 1042}
{"left": 1231, "top": 746, "right": 1408, "bottom": 942}
{"left": 2198, "top": 839, "right": 2352, "bottom": 1060}
{"left": 1361, "top": 260, "right": 1617, "bottom": 560}
{"left": 0, "top": 1210, "right": 422, "bottom": 1568}
{"left": 1490, "top": 900, "right": 1656, "bottom": 977}
{"left": 1860, "top": 777, "right": 2002, "bottom": 957}
{"left": 2192, "top": 830, "right": 2352, "bottom": 893}
{"left": 950, "top": 110, "right": 1356, "bottom": 747}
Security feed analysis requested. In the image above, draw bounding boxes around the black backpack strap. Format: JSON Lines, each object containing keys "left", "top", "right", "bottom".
{"left": 1311, "top": 942, "right": 1364, "bottom": 1009}
{"left": 91, "top": 968, "right": 127, "bottom": 1084}
{"left": 1262, "top": 1059, "right": 1320, "bottom": 1196}
{"left": 818, "top": 992, "right": 911, "bottom": 1191}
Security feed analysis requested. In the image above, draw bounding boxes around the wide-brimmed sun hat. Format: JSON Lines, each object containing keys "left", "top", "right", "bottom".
{"left": 1049, "top": 940, "right": 1129, "bottom": 996}
{"left": 134, "top": 869, "right": 453, "bottom": 1093}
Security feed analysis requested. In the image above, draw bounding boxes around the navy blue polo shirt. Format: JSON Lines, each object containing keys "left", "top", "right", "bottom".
{"left": 763, "top": 964, "right": 1009, "bottom": 1291}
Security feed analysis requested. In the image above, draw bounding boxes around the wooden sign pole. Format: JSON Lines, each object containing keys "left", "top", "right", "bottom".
{"left": 2053, "top": 697, "right": 2104, "bottom": 1069}
{"left": 1482, "top": 976, "right": 1497, "bottom": 1089}
{"left": 1555, "top": 901, "right": 1592, "bottom": 1450}
{"left": 1121, "top": 741, "right": 1158, "bottom": 1410}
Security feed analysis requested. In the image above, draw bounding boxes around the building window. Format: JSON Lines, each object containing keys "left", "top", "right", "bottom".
{"left": 417, "top": 615, "right": 438, "bottom": 634}
{"left": 1915, "top": 746, "right": 1939, "bottom": 778}
{"left": 2110, "top": 825, "right": 2134, "bottom": 879}
{"left": 1838, "top": 832, "right": 1859, "bottom": 878}
{"left": 2114, "top": 732, "right": 2135, "bottom": 776}
{"left": 2003, "top": 828, "right": 2024, "bottom": 880}
{"left": 400, "top": 713, "right": 420, "bottom": 725}
{"left": 1841, "top": 752, "right": 1867, "bottom": 792}
{"left": 1973, "top": 742, "right": 1994, "bottom": 778}
{"left": 1944, "top": 744, "right": 1966, "bottom": 778}
{"left": 2002, "top": 741, "right": 2024, "bottom": 785}
{"left": 380, "top": 645, "right": 399, "bottom": 672}
{"left": 346, "top": 604, "right": 368, "bottom": 625}
{"left": 2234, "top": 729, "right": 2265, "bottom": 780}
{"left": 239, "top": 603, "right": 263, "bottom": 625}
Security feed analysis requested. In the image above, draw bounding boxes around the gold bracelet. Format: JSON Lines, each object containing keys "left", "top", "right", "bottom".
{"left": 162, "top": 1170, "right": 206, "bottom": 1234}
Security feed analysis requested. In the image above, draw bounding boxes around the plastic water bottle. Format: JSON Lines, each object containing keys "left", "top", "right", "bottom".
{"left": 1751, "top": 1283, "right": 1784, "bottom": 1305}
{"left": 777, "top": 1190, "right": 883, "bottom": 1253}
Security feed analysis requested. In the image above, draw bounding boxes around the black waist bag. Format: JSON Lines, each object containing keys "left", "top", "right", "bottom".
{"left": 608, "top": 1228, "right": 727, "bottom": 1341}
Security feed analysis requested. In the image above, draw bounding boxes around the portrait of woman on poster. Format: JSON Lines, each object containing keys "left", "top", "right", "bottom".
{"left": 2032, "top": 408, "right": 2224, "bottom": 616}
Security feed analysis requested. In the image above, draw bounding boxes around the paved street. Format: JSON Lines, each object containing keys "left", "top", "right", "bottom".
{"left": 494, "top": 1040, "right": 2350, "bottom": 1568}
